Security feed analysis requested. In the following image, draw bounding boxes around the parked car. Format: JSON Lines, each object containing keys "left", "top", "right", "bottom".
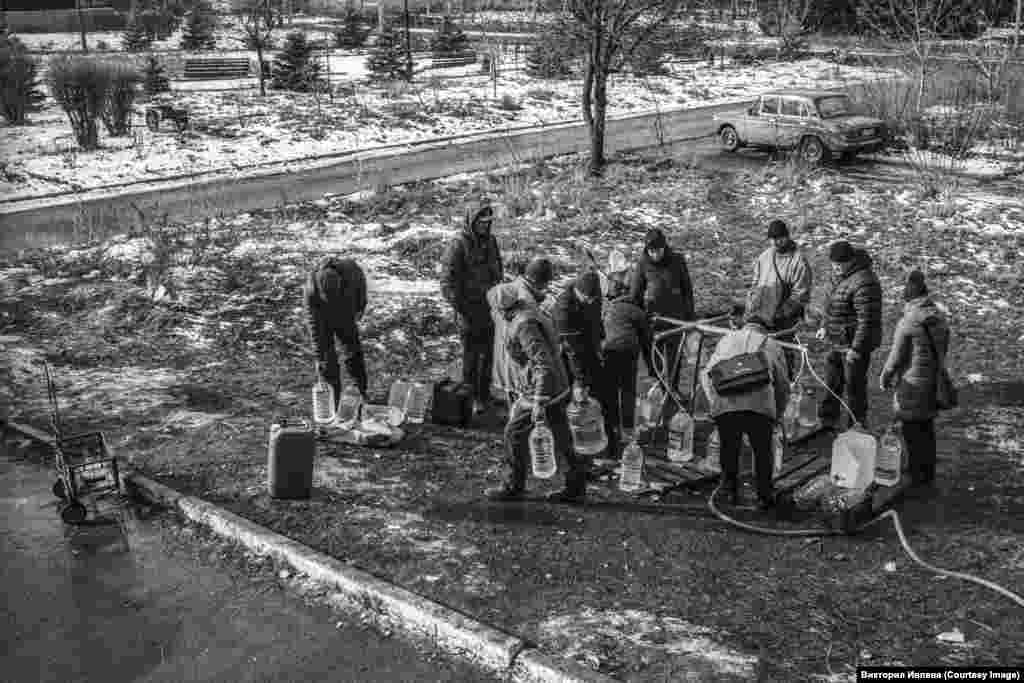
{"left": 713, "top": 89, "right": 888, "bottom": 163}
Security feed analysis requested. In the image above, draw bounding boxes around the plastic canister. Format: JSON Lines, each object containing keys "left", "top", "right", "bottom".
{"left": 829, "top": 428, "right": 877, "bottom": 491}
{"left": 268, "top": 419, "right": 315, "bottom": 499}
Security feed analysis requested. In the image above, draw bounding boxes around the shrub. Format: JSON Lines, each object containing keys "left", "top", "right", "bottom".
{"left": 0, "top": 35, "right": 45, "bottom": 125}
{"left": 626, "top": 24, "right": 673, "bottom": 76}
{"left": 48, "top": 56, "right": 114, "bottom": 150}
{"left": 122, "top": 14, "right": 154, "bottom": 51}
{"left": 142, "top": 54, "right": 170, "bottom": 96}
{"left": 334, "top": 6, "right": 369, "bottom": 49}
{"left": 525, "top": 17, "right": 580, "bottom": 79}
{"left": 101, "top": 62, "right": 140, "bottom": 136}
{"left": 430, "top": 16, "right": 470, "bottom": 58}
{"left": 180, "top": 0, "right": 217, "bottom": 51}
{"left": 366, "top": 27, "right": 409, "bottom": 83}
{"left": 271, "top": 31, "right": 322, "bottom": 92}
{"left": 497, "top": 93, "right": 521, "bottom": 111}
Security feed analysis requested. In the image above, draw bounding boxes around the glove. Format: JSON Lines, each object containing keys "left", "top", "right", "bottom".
{"left": 814, "top": 327, "right": 826, "bottom": 341}
{"left": 845, "top": 349, "right": 861, "bottom": 364}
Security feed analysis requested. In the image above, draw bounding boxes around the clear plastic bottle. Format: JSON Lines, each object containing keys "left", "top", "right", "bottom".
{"left": 387, "top": 380, "right": 411, "bottom": 426}
{"left": 702, "top": 427, "right": 722, "bottom": 474}
{"left": 666, "top": 409, "right": 695, "bottom": 462}
{"left": 619, "top": 437, "right": 645, "bottom": 492}
{"left": 635, "top": 382, "right": 665, "bottom": 432}
{"left": 875, "top": 422, "right": 903, "bottom": 486}
{"left": 404, "top": 381, "right": 432, "bottom": 424}
{"left": 782, "top": 386, "right": 800, "bottom": 441}
{"left": 529, "top": 413, "right": 557, "bottom": 479}
{"left": 797, "top": 382, "right": 818, "bottom": 429}
{"left": 312, "top": 376, "right": 336, "bottom": 426}
{"left": 567, "top": 387, "right": 608, "bottom": 456}
{"left": 336, "top": 385, "right": 363, "bottom": 427}
{"left": 772, "top": 424, "right": 786, "bottom": 476}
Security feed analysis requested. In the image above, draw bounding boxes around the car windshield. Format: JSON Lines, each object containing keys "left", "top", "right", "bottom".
{"left": 816, "top": 96, "right": 853, "bottom": 118}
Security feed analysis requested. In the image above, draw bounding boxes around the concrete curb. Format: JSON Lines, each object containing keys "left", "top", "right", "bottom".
{"left": 119, "top": 468, "right": 619, "bottom": 683}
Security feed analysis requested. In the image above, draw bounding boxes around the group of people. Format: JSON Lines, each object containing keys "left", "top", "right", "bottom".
{"left": 303, "top": 201, "right": 952, "bottom": 507}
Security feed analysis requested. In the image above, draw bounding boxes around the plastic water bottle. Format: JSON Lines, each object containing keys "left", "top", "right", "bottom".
{"left": 772, "top": 424, "right": 786, "bottom": 476}
{"left": 875, "top": 422, "right": 903, "bottom": 486}
{"left": 702, "top": 427, "right": 722, "bottom": 474}
{"left": 387, "top": 380, "right": 411, "bottom": 426}
{"left": 619, "top": 438, "right": 645, "bottom": 492}
{"left": 635, "top": 383, "right": 665, "bottom": 432}
{"left": 336, "top": 385, "right": 363, "bottom": 427}
{"left": 312, "top": 376, "right": 336, "bottom": 426}
{"left": 566, "top": 387, "right": 608, "bottom": 456}
{"left": 782, "top": 386, "right": 800, "bottom": 440}
{"left": 666, "top": 409, "right": 695, "bottom": 462}
{"left": 830, "top": 427, "right": 877, "bottom": 490}
{"left": 797, "top": 382, "right": 818, "bottom": 429}
{"left": 529, "top": 413, "right": 557, "bottom": 479}
{"left": 404, "top": 382, "right": 432, "bottom": 424}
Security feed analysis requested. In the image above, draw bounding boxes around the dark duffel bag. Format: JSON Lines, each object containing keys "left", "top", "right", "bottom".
{"left": 431, "top": 379, "right": 473, "bottom": 426}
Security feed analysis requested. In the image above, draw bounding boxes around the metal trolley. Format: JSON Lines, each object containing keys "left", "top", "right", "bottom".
{"left": 39, "top": 361, "right": 121, "bottom": 525}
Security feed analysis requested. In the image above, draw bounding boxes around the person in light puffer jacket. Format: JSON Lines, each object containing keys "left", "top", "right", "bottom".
{"left": 748, "top": 219, "right": 812, "bottom": 333}
{"left": 816, "top": 240, "right": 883, "bottom": 428}
{"left": 880, "top": 271, "right": 951, "bottom": 486}
{"left": 485, "top": 258, "right": 587, "bottom": 504}
{"left": 303, "top": 256, "right": 368, "bottom": 406}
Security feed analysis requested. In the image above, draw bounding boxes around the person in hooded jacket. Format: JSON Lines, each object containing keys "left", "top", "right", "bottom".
{"left": 485, "top": 258, "right": 588, "bottom": 504}
{"left": 552, "top": 270, "right": 606, "bottom": 420}
{"left": 440, "top": 201, "right": 504, "bottom": 415}
{"left": 629, "top": 228, "right": 695, "bottom": 392}
{"left": 602, "top": 272, "right": 654, "bottom": 460}
{"left": 748, "top": 219, "right": 812, "bottom": 334}
{"left": 815, "top": 240, "right": 883, "bottom": 428}
{"left": 880, "top": 271, "right": 951, "bottom": 486}
{"left": 304, "top": 256, "right": 368, "bottom": 407}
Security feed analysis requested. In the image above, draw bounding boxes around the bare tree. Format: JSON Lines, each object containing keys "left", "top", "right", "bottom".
{"left": 858, "top": 0, "right": 958, "bottom": 112}
{"left": 564, "top": 0, "right": 685, "bottom": 175}
{"left": 241, "top": 0, "right": 274, "bottom": 96}
{"left": 758, "top": 0, "right": 814, "bottom": 54}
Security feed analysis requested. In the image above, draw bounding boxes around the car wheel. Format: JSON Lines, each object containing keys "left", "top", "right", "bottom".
{"left": 719, "top": 125, "right": 740, "bottom": 152}
{"left": 799, "top": 136, "right": 826, "bottom": 164}
{"left": 60, "top": 501, "right": 88, "bottom": 525}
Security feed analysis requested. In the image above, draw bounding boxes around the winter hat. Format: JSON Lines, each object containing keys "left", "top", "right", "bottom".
{"left": 903, "top": 270, "right": 928, "bottom": 301}
{"left": 523, "top": 257, "right": 554, "bottom": 289}
{"left": 829, "top": 240, "right": 855, "bottom": 263}
{"left": 767, "top": 219, "right": 789, "bottom": 239}
{"left": 575, "top": 270, "right": 602, "bottom": 299}
{"left": 644, "top": 228, "right": 668, "bottom": 251}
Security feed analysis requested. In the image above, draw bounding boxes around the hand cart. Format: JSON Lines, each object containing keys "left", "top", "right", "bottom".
{"left": 38, "top": 360, "right": 121, "bottom": 525}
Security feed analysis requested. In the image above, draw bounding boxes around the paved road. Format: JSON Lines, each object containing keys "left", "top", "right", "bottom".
{"left": 0, "top": 454, "right": 496, "bottom": 683}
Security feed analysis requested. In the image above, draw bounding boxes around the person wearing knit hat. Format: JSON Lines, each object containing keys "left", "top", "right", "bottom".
{"left": 880, "top": 270, "right": 951, "bottom": 486}
{"left": 485, "top": 258, "right": 584, "bottom": 502}
{"left": 747, "top": 218, "right": 812, "bottom": 342}
{"left": 629, "top": 228, "right": 695, "bottom": 405}
{"left": 815, "top": 240, "right": 883, "bottom": 428}
{"left": 441, "top": 199, "right": 504, "bottom": 416}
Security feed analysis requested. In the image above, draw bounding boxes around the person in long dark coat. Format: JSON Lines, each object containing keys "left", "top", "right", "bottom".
{"left": 880, "top": 271, "right": 951, "bottom": 486}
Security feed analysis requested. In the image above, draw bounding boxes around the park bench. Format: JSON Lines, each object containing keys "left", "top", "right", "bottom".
{"left": 424, "top": 53, "right": 477, "bottom": 70}
{"left": 183, "top": 57, "right": 252, "bottom": 80}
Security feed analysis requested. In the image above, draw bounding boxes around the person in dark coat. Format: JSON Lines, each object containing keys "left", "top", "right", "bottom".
{"left": 440, "top": 200, "right": 504, "bottom": 415}
{"left": 486, "top": 258, "right": 586, "bottom": 503}
{"left": 880, "top": 271, "right": 951, "bottom": 485}
{"left": 629, "top": 228, "right": 695, "bottom": 393}
{"left": 552, "top": 270, "right": 605, "bottom": 394}
{"left": 304, "top": 257, "right": 368, "bottom": 406}
{"left": 815, "top": 240, "right": 883, "bottom": 428}
{"left": 602, "top": 272, "right": 654, "bottom": 459}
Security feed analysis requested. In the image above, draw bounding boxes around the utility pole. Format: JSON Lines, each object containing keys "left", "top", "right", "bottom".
{"left": 1015, "top": 0, "right": 1022, "bottom": 54}
{"left": 403, "top": 0, "right": 413, "bottom": 81}
{"left": 76, "top": 0, "right": 88, "bottom": 52}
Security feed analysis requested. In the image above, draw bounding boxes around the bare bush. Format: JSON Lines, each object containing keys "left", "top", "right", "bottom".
{"left": 48, "top": 56, "right": 114, "bottom": 150}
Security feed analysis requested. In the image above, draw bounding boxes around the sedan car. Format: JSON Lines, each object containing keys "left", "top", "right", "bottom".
{"left": 713, "top": 89, "right": 888, "bottom": 163}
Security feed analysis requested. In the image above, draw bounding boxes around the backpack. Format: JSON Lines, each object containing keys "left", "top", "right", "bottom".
{"left": 708, "top": 338, "right": 772, "bottom": 395}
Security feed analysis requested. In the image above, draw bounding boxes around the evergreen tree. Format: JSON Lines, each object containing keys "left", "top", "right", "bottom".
{"left": 430, "top": 16, "right": 469, "bottom": 58}
{"left": 180, "top": 0, "right": 217, "bottom": 51}
{"left": 271, "top": 31, "right": 322, "bottom": 92}
{"left": 122, "top": 14, "right": 153, "bottom": 51}
{"left": 334, "top": 6, "right": 369, "bottom": 49}
{"left": 366, "top": 27, "right": 409, "bottom": 82}
{"left": 142, "top": 54, "right": 170, "bottom": 96}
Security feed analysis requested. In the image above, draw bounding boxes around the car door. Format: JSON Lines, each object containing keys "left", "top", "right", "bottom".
{"left": 774, "top": 96, "right": 805, "bottom": 149}
{"left": 746, "top": 95, "right": 779, "bottom": 146}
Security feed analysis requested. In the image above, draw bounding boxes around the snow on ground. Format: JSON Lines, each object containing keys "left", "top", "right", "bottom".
{"left": 1, "top": 58, "right": 897, "bottom": 199}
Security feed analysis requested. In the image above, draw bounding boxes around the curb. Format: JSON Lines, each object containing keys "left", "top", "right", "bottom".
{"left": 119, "top": 468, "right": 619, "bottom": 683}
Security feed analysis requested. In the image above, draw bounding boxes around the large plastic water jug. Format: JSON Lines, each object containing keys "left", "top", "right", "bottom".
{"left": 312, "top": 376, "right": 336, "bottom": 426}
{"left": 268, "top": 420, "right": 315, "bottom": 499}
{"left": 875, "top": 422, "right": 903, "bottom": 487}
{"left": 635, "top": 382, "right": 665, "bottom": 432}
{"left": 772, "top": 424, "right": 786, "bottom": 476}
{"left": 797, "top": 382, "right": 818, "bottom": 429}
{"left": 619, "top": 438, "right": 645, "bottom": 492}
{"left": 404, "top": 382, "right": 432, "bottom": 424}
{"left": 529, "top": 414, "right": 557, "bottom": 479}
{"left": 701, "top": 427, "right": 722, "bottom": 474}
{"left": 336, "top": 385, "right": 363, "bottom": 427}
{"left": 782, "top": 385, "right": 801, "bottom": 439}
{"left": 567, "top": 387, "right": 608, "bottom": 456}
{"left": 387, "top": 380, "right": 411, "bottom": 426}
{"left": 830, "top": 428, "right": 877, "bottom": 491}
{"left": 666, "top": 409, "right": 695, "bottom": 462}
